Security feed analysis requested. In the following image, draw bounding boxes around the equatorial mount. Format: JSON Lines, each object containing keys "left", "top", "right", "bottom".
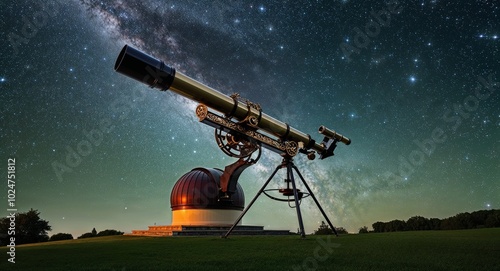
{"left": 214, "top": 128, "right": 261, "bottom": 162}
{"left": 196, "top": 103, "right": 301, "bottom": 158}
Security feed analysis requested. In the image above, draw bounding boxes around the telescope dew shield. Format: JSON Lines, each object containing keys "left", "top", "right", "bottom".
{"left": 115, "top": 45, "right": 350, "bottom": 157}
{"left": 115, "top": 45, "right": 175, "bottom": 90}
{"left": 115, "top": 45, "right": 237, "bottom": 115}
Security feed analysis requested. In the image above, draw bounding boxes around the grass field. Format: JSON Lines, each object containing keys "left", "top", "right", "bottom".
{"left": 1, "top": 228, "right": 499, "bottom": 271}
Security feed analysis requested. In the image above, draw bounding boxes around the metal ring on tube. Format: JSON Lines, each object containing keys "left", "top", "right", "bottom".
{"left": 226, "top": 94, "right": 239, "bottom": 119}
{"left": 281, "top": 123, "right": 290, "bottom": 140}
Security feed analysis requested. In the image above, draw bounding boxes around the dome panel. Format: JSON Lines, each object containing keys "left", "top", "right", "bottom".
{"left": 170, "top": 168, "right": 245, "bottom": 211}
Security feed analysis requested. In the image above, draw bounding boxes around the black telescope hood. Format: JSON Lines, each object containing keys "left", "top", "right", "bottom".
{"left": 114, "top": 45, "right": 175, "bottom": 91}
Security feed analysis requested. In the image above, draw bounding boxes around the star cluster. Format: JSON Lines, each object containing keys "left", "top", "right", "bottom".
{"left": 0, "top": 0, "right": 498, "bottom": 236}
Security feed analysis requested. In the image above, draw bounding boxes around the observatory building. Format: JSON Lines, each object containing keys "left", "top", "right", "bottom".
{"left": 129, "top": 168, "right": 289, "bottom": 236}
{"left": 170, "top": 168, "right": 245, "bottom": 226}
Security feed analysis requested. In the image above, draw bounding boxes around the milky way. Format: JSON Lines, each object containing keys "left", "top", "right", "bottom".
{"left": 0, "top": 0, "right": 498, "bottom": 236}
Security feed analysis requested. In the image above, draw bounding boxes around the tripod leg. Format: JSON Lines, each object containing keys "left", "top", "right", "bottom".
{"left": 288, "top": 162, "right": 306, "bottom": 238}
{"left": 292, "top": 165, "right": 338, "bottom": 236}
{"left": 222, "top": 163, "right": 282, "bottom": 238}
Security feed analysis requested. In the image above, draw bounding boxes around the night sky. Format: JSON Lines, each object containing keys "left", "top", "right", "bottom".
{"left": 0, "top": 0, "right": 498, "bottom": 237}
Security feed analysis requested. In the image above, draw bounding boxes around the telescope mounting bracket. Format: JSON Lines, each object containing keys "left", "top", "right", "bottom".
{"left": 196, "top": 104, "right": 299, "bottom": 158}
{"left": 319, "top": 137, "right": 339, "bottom": 160}
{"left": 227, "top": 93, "right": 262, "bottom": 129}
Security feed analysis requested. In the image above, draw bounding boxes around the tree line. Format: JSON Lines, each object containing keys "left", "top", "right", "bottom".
{"left": 364, "top": 209, "right": 500, "bottom": 233}
{"left": 314, "top": 221, "right": 348, "bottom": 235}
{"left": 0, "top": 209, "right": 123, "bottom": 246}
{"left": 77, "top": 227, "right": 124, "bottom": 239}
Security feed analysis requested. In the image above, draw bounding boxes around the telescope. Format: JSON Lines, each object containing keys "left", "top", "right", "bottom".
{"left": 114, "top": 45, "right": 350, "bottom": 161}
{"left": 114, "top": 45, "right": 351, "bottom": 238}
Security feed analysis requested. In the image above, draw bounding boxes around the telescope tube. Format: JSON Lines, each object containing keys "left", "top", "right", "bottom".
{"left": 115, "top": 45, "right": 348, "bottom": 155}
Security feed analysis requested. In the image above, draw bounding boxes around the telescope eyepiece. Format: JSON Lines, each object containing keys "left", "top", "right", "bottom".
{"left": 114, "top": 45, "right": 176, "bottom": 91}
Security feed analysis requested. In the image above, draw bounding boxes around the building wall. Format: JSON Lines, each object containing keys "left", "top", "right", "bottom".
{"left": 171, "top": 209, "right": 242, "bottom": 226}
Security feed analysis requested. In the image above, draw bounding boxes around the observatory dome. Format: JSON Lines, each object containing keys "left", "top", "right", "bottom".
{"left": 169, "top": 168, "right": 245, "bottom": 226}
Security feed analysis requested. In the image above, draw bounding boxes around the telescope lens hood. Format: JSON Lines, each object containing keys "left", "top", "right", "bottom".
{"left": 114, "top": 45, "right": 175, "bottom": 91}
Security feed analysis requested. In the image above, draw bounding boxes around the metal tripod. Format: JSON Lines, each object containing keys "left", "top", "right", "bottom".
{"left": 222, "top": 155, "right": 338, "bottom": 238}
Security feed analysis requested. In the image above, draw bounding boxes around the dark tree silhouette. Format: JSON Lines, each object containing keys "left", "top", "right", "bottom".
{"left": 372, "top": 222, "right": 385, "bottom": 233}
{"left": 314, "top": 221, "right": 336, "bottom": 235}
{"left": 358, "top": 226, "right": 369, "bottom": 234}
{"left": 406, "top": 216, "right": 430, "bottom": 231}
{"left": 0, "top": 209, "right": 51, "bottom": 245}
{"left": 78, "top": 232, "right": 95, "bottom": 239}
{"left": 335, "top": 227, "right": 348, "bottom": 234}
{"left": 485, "top": 211, "right": 500, "bottom": 227}
{"left": 78, "top": 228, "right": 124, "bottom": 239}
{"left": 97, "top": 229, "right": 124, "bottom": 236}
{"left": 471, "top": 210, "right": 491, "bottom": 227}
{"left": 387, "top": 220, "right": 406, "bottom": 232}
{"left": 49, "top": 233, "right": 73, "bottom": 241}
{"left": 429, "top": 218, "right": 441, "bottom": 230}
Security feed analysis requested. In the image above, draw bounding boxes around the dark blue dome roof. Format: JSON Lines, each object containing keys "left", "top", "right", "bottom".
{"left": 170, "top": 168, "right": 245, "bottom": 211}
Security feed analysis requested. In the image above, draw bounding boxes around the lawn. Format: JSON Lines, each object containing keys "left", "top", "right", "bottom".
{"left": 1, "top": 228, "right": 499, "bottom": 271}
